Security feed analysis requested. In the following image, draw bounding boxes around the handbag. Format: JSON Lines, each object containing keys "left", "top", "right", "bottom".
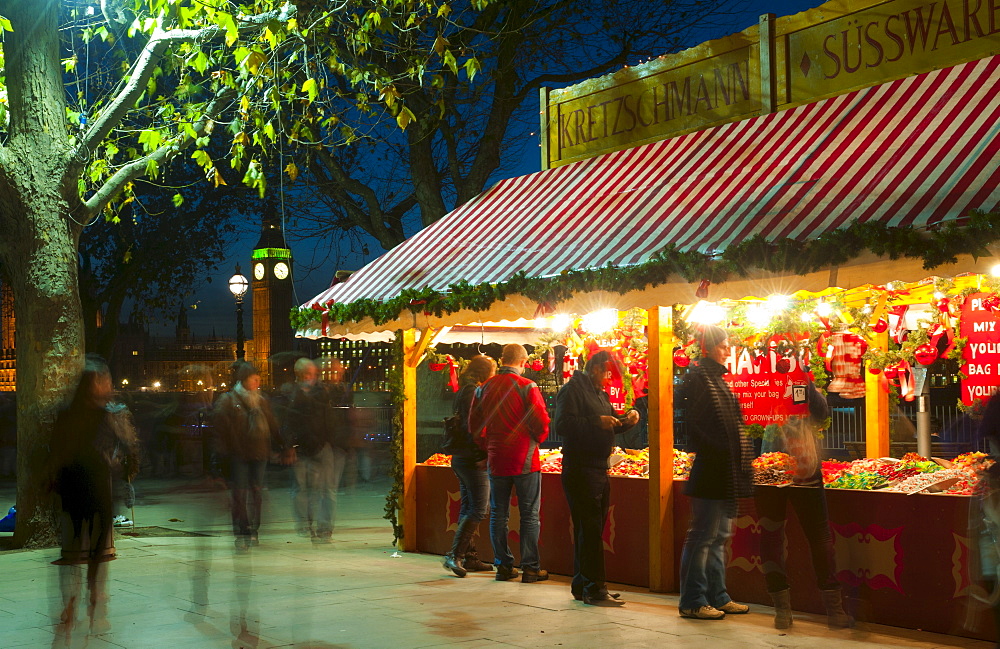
{"left": 441, "top": 413, "right": 487, "bottom": 462}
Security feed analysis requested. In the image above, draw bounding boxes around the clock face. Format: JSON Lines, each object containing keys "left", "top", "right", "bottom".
{"left": 253, "top": 263, "right": 265, "bottom": 280}
{"left": 274, "top": 262, "right": 289, "bottom": 280}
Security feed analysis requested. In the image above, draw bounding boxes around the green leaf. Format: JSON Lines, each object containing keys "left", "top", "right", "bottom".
{"left": 172, "top": 193, "right": 184, "bottom": 207}
{"left": 191, "top": 149, "right": 213, "bottom": 168}
{"left": 396, "top": 106, "right": 415, "bottom": 131}
{"left": 463, "top": 57, "right": 481, "bottom": 82}
{"left": 443, "top": 50, "right": 458, "bottom": 76}
{"left": 191, "top": 50, "right": 209, "bottom": 74}
{"left": 301, "top": 78, "right": 319, "bottom": 102}
{"left": 137, "top": 129, "right": 162, "bottom": 153}
{"left": 437, "top": 3, "right": 452, "bottom": 18}
{"left": 145, "top": 158, "right": 160, "bottom": 180}
{"left": 0, "top": 17, "right": 13, "bottom": 32}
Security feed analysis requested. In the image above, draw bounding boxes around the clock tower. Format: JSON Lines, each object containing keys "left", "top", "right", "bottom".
{"left": 251, "top": 213, "right": 294, "bottom": 387}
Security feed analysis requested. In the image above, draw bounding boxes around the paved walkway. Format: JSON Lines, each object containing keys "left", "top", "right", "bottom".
{"left": 0, "top": 474, "right": 992, "bottom": 649}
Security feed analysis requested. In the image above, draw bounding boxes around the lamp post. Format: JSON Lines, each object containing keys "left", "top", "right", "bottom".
{"left": 228, "top": 264, "right": 249, "bottom": 362}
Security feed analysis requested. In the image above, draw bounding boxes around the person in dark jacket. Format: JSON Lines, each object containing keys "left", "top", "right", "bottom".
{"left": 213, "top": 362, "right": 283, "bottom": 552}
{"left": 555, "top": 350, "right": 638, "bottom": 605}
{"left": 443, "top": 355, "right": 496, "bottom": 577}
{"left": 50, "top": 357, "right": 140, "bottom": 637}
{"left": 756, "top": 381, "right": 851, "bottom": 629}
{"left": 677, "top": 325, "right": 753, "bottom": 620}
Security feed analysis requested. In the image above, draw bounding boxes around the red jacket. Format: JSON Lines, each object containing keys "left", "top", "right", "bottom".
{"left": 469, "top": 368, "right": 550, "bottom": 476}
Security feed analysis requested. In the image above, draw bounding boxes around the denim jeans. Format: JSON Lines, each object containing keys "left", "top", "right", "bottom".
{"left": 229, "top": 458, "right": 267, "bottom": 539}
{"left": 754, "top": 485, "right": 838, "bottom": 592}
{"left": 449, "top": 455, "right": 490, "bottom": 557}
{"left": 489, "top": 471, "right": 541, "bottom": 571}
{"left": 295, "top": 445, "right": 347, "bottom": 538}
{"left": 679, "top": 497, "right": 734, "bottom": 610}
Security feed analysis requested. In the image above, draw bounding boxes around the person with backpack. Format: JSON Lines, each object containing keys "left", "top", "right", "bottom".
{"left": 442, "top": 355, "right": 496, "bottom": 576}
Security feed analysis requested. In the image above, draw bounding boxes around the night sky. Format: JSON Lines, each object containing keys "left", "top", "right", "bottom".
{"left": 175, "top": 0, "right": 823, "bottom": 340}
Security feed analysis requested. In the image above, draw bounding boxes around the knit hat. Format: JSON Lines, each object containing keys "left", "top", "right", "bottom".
{"left": 697, "top": 325, "right": 729, "bottom": 355}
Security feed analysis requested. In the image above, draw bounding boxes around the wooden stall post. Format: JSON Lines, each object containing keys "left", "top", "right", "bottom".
{"left": 865, "top": 330, "right": 891, "bottom": 458}
{"left": 647, "top": 306, "right": 676, "bottom": 592}
{"left": 400, "top": 328, "right": 419, "bottom": 552}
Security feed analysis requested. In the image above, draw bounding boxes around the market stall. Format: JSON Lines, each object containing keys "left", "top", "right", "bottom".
{"left": 293, "top": 0, "right": 1000, "bottom": 640}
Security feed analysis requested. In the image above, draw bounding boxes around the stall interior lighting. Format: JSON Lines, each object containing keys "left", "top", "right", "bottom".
{"left": 548, "top": 313, "right": 572, "bottom": 332}
{"left": 992, "top": 263, "right": 1000, "bottom": 278}
{"left": 765, "top": 294, "right": 789, "bottom": 313}
{"left": 580, "top": 309, "right": 618, "bottom": 335}
{"left": 746, "top": 303, "right": 771, "bottom": 328}
{"left": 687, "top": 301, "right": 727, "bottom": 325}
{"left": 815, "top": 301, "right": 833, "bottom": 317}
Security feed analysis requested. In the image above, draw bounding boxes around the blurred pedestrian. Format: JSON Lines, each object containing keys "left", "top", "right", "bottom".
{"left": 213, "top": 362, "right": 283, "bottom": 552}
{"left": 442, "top": 355, "right": 496, "bottom": 577}
{"left": 755, "top": 380, "right": 851, "bottom": 629}
{"left": 676, "top": 325, "right": 753, "bottom": 620}
{"left": 556, "top": 350, "right": 638, "bottom": 605}
{"left": 281, "top": 357, "right": 342, "bottom": 543}
{"left": 49, "top": 357, "right": 140, "bottom": 636}
{"left": 469, "top": 344, "right": 550, "bottom": 583}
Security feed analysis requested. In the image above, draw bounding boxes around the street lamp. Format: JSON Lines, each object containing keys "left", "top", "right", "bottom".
{"left": 228, "top": 263, "right": 249, "bottom": 361}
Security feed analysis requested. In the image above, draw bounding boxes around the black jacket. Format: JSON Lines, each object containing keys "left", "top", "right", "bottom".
{"left": 555, "top": 370, "right": 633, "bottom": 471}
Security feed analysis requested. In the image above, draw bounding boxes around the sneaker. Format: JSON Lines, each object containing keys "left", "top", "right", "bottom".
{"left": 495, "top": 565, "right": 519, "bottom": 581}
{"left": 679, "top": 605, "right": 726, "bottom": 620}
{"left": 521, "top": 568, "right": 549, "bottom": 583}
{"left": 112, "top": 515, "right": 133, "bottom": 527}
{"left": 717, "top": 601, "right": 750, "bottom": 614}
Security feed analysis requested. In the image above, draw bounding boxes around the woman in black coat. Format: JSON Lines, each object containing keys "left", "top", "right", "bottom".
{"left": 555, "top": 350, "right": 638, "bottom": 605}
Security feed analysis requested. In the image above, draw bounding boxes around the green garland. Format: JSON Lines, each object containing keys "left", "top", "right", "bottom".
{"left": 383, "top": 330, "right": 405, "bottom": 545}
{"left": 292, "top": 210, "right": 1000, "bottom": 329}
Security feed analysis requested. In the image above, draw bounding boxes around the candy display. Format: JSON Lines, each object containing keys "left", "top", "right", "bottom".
{"left": 419, "top": 447, "right": 993, "bottom": 497}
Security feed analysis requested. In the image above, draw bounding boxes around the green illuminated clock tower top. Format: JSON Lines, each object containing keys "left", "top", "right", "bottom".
{"left": 251, "top": 214, "right": 293, "bottom": 386}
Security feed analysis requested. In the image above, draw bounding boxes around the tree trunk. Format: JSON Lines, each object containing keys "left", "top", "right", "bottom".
{"left": 0, "top": 0, "right": 84, "bottom": 547}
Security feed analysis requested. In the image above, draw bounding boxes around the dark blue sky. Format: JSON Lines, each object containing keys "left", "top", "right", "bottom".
{"left": 173, "top": 0, "right": 822, "bottom": 339}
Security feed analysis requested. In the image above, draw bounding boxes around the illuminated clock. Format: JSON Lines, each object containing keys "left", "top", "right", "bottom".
{"left": 253, "top": 263, "right": 265, "bottom": 280}
{"left": 273, "top": 262, "right": 289, "bottom": 280}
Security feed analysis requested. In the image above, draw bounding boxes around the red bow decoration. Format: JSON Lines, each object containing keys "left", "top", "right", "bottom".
{"left": 695, "top": 279, "right": 711, "bottom": 299}
{"left": 429, "top": 355, "right": 459, "bottom": 392}
{"left": 533, "top": 302, "right": 555, "bottom": 318}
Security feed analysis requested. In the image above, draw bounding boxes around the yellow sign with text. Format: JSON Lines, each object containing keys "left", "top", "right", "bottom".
{"left": 547, "top": 41, "right": 760, "bottom": 167}
{"left": 783, "top": 0, "right": 1000, "bottom": 105}
{"left": 544, "top": 0, "right": 1000, "bottom": 168}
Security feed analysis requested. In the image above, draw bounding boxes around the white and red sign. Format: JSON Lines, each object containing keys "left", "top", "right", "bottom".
{"left": 723, "top": 343, "right": 811, "bottom": 427}
{"left": 960, "top": 293, "right": 1000, "bottom": 405}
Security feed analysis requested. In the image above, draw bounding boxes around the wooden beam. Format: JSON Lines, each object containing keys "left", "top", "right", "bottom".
{"left": 647, "top": 306, "right": 676, "bottom": 592}
{"left": 865, "top": 330, "right": 891, "bottom": 458}
{"left": 401, "top": 328, "right": 419, "bottom": 552}
{"left": 406, "top": 326, "right": 436, "bottom": 369}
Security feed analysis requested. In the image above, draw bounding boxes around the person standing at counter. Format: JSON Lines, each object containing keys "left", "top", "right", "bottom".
{"left": 755, "top": 381, "right": 851, "bottom": 629}
{"left": 677, "top": 325, "right": 754, "bottom": 620}
{"left": 469, "top": 344, "right": 550, "bottom": 583}
{"left": 443, "top": 355, "right": 497, "bottom": 577}
{"left": 555, "top": 350, "right": 639, "bottom": 606}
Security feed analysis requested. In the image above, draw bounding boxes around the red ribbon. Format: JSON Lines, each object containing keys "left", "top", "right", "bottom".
{"left": 321, "top": 313, "right": 329, "bottom": 337}
{"left": 533, "top": 302, "right": 555, "bottom": 318}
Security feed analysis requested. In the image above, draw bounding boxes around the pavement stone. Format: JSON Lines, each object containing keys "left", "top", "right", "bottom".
{"left": 0, "top": 474, "right": 992, "bottom": 649}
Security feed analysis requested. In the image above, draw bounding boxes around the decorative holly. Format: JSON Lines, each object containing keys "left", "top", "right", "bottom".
{"left": 984, "top": 295, "right": 1000, "bottom": 313}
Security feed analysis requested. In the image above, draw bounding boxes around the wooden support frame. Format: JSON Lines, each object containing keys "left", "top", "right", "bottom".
{"left": 647, "top": 306, "right": 675, "bottom": 592}
{"left": 865, "top": 330, "right": 891, "bottom": 458}
{"left": 401, "top": 328, "right": 419, "bottom": 552}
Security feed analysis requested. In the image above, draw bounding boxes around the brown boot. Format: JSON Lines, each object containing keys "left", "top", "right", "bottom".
{"left": 769, "top": 589, "right": 792, "bottom": 629}
{"left": 820, "top": 589, "right": 853, "bottom": 629}
{"left": 464, "top": 546, "right": 494, "bottom": 572}
{"left": 443, "top": 553, "right": 466, "bottom": 577}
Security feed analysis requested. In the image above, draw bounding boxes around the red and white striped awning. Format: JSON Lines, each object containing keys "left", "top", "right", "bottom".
{"left": 308, "top": 55, "right": 1000, "bottom": 312}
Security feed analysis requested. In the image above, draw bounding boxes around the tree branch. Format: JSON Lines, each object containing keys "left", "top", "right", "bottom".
{"left": 73, "top": 3, "right": 296, "bottom": 161}
{"left": 515, "top": 47, "right": 630, "bottom": 102}
{"left": 82, "top": 89, "right": 236, "bottom": 217}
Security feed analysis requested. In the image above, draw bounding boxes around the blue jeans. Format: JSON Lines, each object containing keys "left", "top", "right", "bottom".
{"left": 449, "top": 456, "right": 490, "bottom": 557}
{"left": 679, "top": 497, "right": 735, "bottom": 610}
{"left": 295, "top": 445, "right": 347, "bottom": 538}
{"left": 489, "top": 471, "right": 541, "bottom": 571}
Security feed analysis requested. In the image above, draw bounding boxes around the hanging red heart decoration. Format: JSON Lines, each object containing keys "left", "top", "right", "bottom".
{"left": 882, "top": 364, "right": 899, "bottom": 380}
{"left": 775, "top": 357, "right": 791, "bottom": 373}
{"left": 872, "top": 318, "right": 889, "bottom": 333}
{"left": 673, "top": 349, "right": 691, "bottom": 368}
{"left": 868, "top": 365, "right": 882, "bottom": 375}
{"left": 914, "top": 343, "right": 938, "bottom": 366}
